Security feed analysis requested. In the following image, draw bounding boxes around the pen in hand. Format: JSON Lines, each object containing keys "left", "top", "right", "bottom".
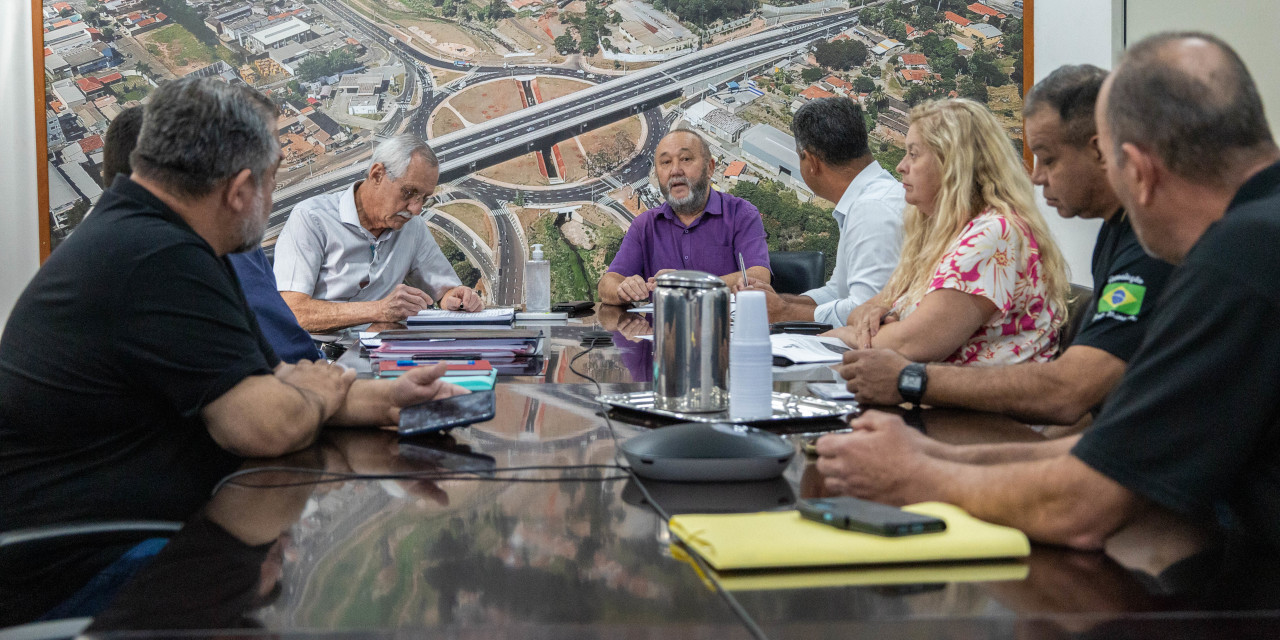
{"left": 738, "top": 252, "right": 750, "bottom": 289}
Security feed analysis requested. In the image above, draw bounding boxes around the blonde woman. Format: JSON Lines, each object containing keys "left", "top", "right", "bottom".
{"left": 826, "top": 99, "right": 1069, "bottom": 365}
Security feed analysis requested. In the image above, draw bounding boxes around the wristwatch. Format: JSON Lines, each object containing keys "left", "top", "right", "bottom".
{"left": 897, "top": 363, "right": 928, "bottom": 405}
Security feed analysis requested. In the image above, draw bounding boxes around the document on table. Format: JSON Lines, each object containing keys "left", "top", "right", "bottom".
{"left": 407, "top": 307, "right": 516, "bottom": 325}
{"left": 770, "top": 334, "right": 851, "bottom": 364}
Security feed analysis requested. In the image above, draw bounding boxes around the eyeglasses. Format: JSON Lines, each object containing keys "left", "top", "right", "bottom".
{"left": 399, "top": 186, "right": 438, "bottom": 211}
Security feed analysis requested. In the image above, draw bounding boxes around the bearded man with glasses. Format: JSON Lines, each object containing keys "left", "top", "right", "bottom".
{"left": 274, "top": 134, "right": 484, "bottom": 332}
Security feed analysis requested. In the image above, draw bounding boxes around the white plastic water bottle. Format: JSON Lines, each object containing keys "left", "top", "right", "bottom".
{"left": 729, "top": 290, "right": 774, "bottom": 420}
{"left": 524, "top": 243, "right": 550, "bottom": 313}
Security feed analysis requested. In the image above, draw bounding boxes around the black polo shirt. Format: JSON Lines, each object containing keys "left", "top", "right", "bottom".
{"left": 0, "top": 177, "right": 278, "bottom": 619}
{"left": 1073, "top": 161, "right": 1280, "bottom": 545}
{"left": 1072, "top": 212, "right": 1175, "bottom": 361}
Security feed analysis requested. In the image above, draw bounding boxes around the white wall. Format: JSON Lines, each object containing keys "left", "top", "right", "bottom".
{"left": 1124, "top": 0, "right": 1280, "bottom": 138}
{"left": 0, "top": 1, "right": 41, "bottom": 326}
{"left": 1032, "top": 0, "right": 1119, "bottom": 286}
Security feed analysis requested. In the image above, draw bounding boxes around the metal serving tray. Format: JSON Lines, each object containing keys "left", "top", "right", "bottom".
{"left": 594, "top": 391, "right": 857, "bottom": 425}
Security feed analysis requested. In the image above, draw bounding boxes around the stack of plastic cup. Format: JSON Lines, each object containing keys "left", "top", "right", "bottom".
{"left": 729, "top": 290, "right": 774, "bottom": 420}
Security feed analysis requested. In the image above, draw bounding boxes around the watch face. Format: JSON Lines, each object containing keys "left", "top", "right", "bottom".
{"left": 902, "top": 371, "right": 923, "bottom": 388}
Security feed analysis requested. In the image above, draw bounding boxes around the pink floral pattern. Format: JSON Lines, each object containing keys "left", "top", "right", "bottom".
{"left": 891, "top": 209, "right": 1059, "bottom": 365}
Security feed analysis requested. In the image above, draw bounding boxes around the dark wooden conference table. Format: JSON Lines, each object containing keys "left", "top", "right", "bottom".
{"left": 82, "top": 305, "right": 1280, "bottom": 639}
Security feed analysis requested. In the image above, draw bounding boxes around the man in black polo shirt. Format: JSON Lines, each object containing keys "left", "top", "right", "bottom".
{"left": 814, "top": 32, "right": 1280, "bottom": 549}
{"left": 836, "top": 65, "right": 1174, "bottom": 424}
{"left": 0, "top": 77, "right": 463, "bottom": 619}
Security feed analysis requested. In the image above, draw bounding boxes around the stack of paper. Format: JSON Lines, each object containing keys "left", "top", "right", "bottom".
{"left": 366, "top": 329, "right": 544, "bottom": 377}
{"left": 406, "top": 307, "right": 516, "bottom": 327}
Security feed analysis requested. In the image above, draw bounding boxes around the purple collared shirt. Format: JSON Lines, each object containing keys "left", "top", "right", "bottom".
{"left": 607, "top": 190, "right": 771, "bottom": 280}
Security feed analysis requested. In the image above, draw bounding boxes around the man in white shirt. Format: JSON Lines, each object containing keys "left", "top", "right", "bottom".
{"left": 274, "top": 135, "right": 484, "bottom": 332}
{"left": 740, "top": 98, "right": 905, "bottom": 325}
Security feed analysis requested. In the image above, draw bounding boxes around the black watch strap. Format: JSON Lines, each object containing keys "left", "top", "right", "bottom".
{"left": 898, "top": 363, "right": 928, "bottom": 405}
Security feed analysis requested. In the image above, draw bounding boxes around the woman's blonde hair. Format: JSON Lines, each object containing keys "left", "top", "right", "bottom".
{"left": 881, "top": 98, "right": 1069, "bottom": 327}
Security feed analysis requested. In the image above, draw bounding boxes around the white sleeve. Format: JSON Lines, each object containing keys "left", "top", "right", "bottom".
{"left": 404, "top": 220, "right": 462, "bottom": 301}
{"left": 272, "top": 206, "right": 326, "bottom": 296}
{"left": 811, "top": 200, "right": 903, "bottom": 327}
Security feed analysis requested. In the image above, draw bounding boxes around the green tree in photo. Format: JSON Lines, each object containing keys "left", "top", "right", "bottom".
{"left": 970, "top": 50, "right": 1010, "bottom": 87}
{"left": 801, "top": 67, "right": 824, "bottom": 83}
{"left": 814, "top": 39, "right": 868, "bottom": 70}
{"left": 884, "top": 19, "right": 908, "bottom": 42}
{"left": 554, "top": 33, "right": 579, "bottom": 55}
{"left": 732, "top": 180, "right": 839, "bottom": 279}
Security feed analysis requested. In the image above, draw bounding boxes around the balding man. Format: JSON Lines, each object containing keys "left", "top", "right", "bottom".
{"left": 0, "top": 78, "right": 465, "bottom": 618}
{"left": 597, "top": 129, "right": 770, "bottom": 305}
{"left": 814, "top": 32, "right": 1280, "bottom": 549}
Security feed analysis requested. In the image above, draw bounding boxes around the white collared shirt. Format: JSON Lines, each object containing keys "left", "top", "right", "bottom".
{"left": 273, "top": 182, "right": 461, "bottom": 303}
{"left": 803, "top": 161, "right": 906, "bottom": 327}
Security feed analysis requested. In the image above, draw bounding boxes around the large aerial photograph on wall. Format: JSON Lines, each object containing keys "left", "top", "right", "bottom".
{"left": 40, "top": 0, "right": 1024, "bottom": 304}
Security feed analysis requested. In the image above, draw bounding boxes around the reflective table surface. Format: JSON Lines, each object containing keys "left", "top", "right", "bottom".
{"left": 22, "top": 306, "right": 1280, "bottom": 638}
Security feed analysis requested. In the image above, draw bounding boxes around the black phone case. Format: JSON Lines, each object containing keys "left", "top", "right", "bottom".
{"left": 798, "top": 497, "right": 947, "bottom": 537}
{"left": 398, "top": 391, "right": 496, "bottom": 437}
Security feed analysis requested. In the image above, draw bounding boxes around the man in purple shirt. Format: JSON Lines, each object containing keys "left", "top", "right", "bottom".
{"left": 598, "top": 130, "right": 771, "bottom": 304}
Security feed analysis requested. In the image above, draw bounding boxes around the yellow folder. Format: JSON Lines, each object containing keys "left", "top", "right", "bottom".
{"left": 668, "top": 502, "right": 1031, "bottom": 571}
{"left": 669, "top": 544, "right": 1029, "bottom": 591}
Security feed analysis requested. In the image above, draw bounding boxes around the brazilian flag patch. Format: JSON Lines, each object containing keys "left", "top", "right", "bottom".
{"left": 1098, "top": 283, "right": 1146, "bottom": 316}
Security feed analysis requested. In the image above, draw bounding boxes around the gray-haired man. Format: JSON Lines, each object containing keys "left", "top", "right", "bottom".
{"left": 274, "top": 134, "right": 484, "bottom": 332}
{"left": 0, "top": 77, "right": 465, "bottom": 617}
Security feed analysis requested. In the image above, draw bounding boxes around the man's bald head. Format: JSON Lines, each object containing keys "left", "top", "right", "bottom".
{"left": 1104, "top": 32, "right": 1275, "bottom": 186}
{"left": 658, "top": 128, "right": 712, "bottom": 162}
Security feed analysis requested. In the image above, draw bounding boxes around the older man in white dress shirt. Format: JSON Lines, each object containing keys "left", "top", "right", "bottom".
{"left": 274, "top": 135, "right": 484, "bottom": 331}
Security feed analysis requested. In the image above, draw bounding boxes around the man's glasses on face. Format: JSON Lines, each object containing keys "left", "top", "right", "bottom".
{"left": 398, "top": 186, "right": 438, "bottom": 213}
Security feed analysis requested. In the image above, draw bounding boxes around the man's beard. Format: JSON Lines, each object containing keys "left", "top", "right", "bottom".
{"left": 232, "top": 191, "right": 268, "bottom": 253}
{"left": 661, "top": 168, "right": 711, "bottom": 216}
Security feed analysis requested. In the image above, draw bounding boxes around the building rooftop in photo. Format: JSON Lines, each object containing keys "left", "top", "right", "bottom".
{"left": 306, "top": 111, "right": 342, "bottom": 136}
{"left": 741, "top": 123, "right": 801, "bottom": 177}
{"left": 899, "top": 53, "right": 928, "bottom": 67}
{"left": 63, "top": 46, "right": 105, "bottom": 68}
{"left": 945, "top": 11, "right": 972, "bottom": 27}
{"left": 703, "top": 108, "right": 748, "bottom": 136}
{"left": 968, "top": 2, "right": 1006, "bottom": 18}
{"left": 969, "top": 23, "right": 1003, "bottom": 39}
{"left": 251, "top": 17, "right": 311, "bottom": 48}
{"left": 800, "top": 85, "right": 835, "bottom": 100}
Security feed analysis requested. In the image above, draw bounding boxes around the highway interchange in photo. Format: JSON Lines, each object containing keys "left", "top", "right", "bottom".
{"left": 269, "top": 1, "right": 858, "bottom": 305}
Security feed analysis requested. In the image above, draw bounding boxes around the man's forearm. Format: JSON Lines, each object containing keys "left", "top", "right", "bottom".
{"left": 327, "top": 379, "right": 394, "bottom": 427}
{"left": 925, "top": 350, "right": 1122, "bottom": 425}
{"left": 770, "top": 294, "right": 817, "bottom": 322}
{"left": 929, "top": 434, "right": 1081, "bottom": 465}
{"left": 598, "top": 274, "right": 626, "bottom": 306}
{"left": 284, "top": 295, "right": 379, "bottom": 333}
{"left": 919, "top": 453, "right": 1138, "bottom": 549}
{"left": 721, "top": 266, "right": 771, "bottom": 288}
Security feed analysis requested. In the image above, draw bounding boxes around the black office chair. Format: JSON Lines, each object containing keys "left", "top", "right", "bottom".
{"left": 1057, "top": 284, "right": 1095, "bottom": 353}
{"left": 0, "top": 521, "right": 183, "bottom": 640}
{"left": 767, "top": 251, "right": 825, "bottom": 295}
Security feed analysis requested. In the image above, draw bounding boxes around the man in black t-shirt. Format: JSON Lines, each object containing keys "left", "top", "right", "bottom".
{"left": 0, "top": 77, "right": 465, "bottom": 620}
{"left": 836, "top": 65, "right": 1174, "bottom": 425}
{"left": 814, "top": 33, "right": 1280, "bottom": 549}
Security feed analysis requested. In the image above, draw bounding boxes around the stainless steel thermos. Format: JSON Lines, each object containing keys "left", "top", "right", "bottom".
{"left": 651, "top": 270, "right": 730, "bottom": 412}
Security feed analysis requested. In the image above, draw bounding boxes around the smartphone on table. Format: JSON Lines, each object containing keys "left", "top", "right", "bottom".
{"left": 398, "top": 390, "right": 496, "bottom": 437}
{"left": 798, "top": 497, "right": 947, "bottom": 537}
